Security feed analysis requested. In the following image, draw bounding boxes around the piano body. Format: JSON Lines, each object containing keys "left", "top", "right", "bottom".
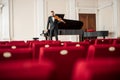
{"left": 57, "top": 14, "right": 84, "bottom": 41}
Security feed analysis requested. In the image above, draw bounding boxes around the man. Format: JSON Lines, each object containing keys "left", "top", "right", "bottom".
{"left": 46, "top": 11, "right": 59, "bottom": 40}
{"left": 47, "top": 11, "right": 65, "bottom": 40}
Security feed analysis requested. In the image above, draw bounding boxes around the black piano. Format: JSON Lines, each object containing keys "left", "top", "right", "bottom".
{"left": 56, "top": 14, "right": 83, "bottom": 29}
{"left": 40, "top": 14, "right": 84, "bottom": 41}
{"left": 56, "top": 14, "right": 109, "bottom": 40}
{"left": 56, "top": 14, "right": 84, "bottom": 41}
{"left": 40, "top": 14, "right": 108, "bottom": 41}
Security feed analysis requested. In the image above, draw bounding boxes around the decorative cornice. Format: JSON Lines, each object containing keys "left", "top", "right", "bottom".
{"left": 78, "top": 7, "right": 98, "bottom": 10}
{"left": 98, "top": 2, "right": 113, "bottom": 10}
{"left": 77, "top": 2, "right": 113, "bottom": 11}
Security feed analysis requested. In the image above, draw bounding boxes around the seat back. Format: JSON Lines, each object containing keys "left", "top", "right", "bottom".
{"left": 0, "top": 48, "right": 33, "bottom": 62}
{"left": 40, "top": 46, "right": 86, "bottom": 80}
{"left": 95, "top": 39, "right": 113, "bottom": 45}
{"left": 72, "top": 59, "right": 120, "bottom": 80}
{"left": 87, "top": 45, "right": 120, "bottom": 60}
{"left": 0, "top": 60, "right": 55, "bottom": 80}
{"left": 84, "top": 39, "right": 96, "bottom": 45}
{"left": 32, "top": 42, "right": 61, "bottom": 59}
{"left": 113, "top": 39, "right": 120, "bottom": 44}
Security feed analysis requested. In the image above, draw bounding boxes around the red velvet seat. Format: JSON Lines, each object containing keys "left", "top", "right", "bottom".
{"left": 10, "top": 41, "right": 25, "bottom": 44}
{"left": 72, "top": 59, "right": 120, "bottom": 80}
{"left": 87, "top": 45, "right": 120, "bottom": 60}
{"left": 0, "top": 60, "right": 55, "bottom": 80}
{"left": 83, "top": 39, "right": 96, "bottom": 45}
{"left": 0, "top": 48, "right": 33, "bottom": 62}
{"left": 0, "top": 43, "right": 29, "bottom": 49}
{"left": 95, "top": 39, "right": 113, "bottom": 45}
{"left": 60, "top": 41, "right": 72, "bottom": 46}
{"left": 63, "top": 42, "right": 89, "bottom": 53}
{"left": 113, "top": 39, "right": 120, "bottom": 45}
{"left": 27, "top": 40, "right": 40, "bottom": 46}
{"left": 32, "top": 42, "right": 61, "bottom": 59}
{"left": 0, "top": 41, "right": 30, "bottom": 49}
{"left": 40, "top": 46, "right": 86, "bottom": 80}
{"left": 64, "top": 42, "right": 89, "bottom": 47}
{"left": 41, "top": 40, "right": 61, "bottom": 44}
{"left": 0, "top": 41, "right": 9, "bottom": 45}
{"left": 27, "top": 40, "right": 61, "bottom": 47}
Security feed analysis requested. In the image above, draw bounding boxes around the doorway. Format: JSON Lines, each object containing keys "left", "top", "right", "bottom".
{"left": 79, "top": 14, "right": 96, "bottom": 31}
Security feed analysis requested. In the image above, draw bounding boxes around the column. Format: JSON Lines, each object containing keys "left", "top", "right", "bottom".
{"left": 113, "top": 0, "right": 118, "bottom": 38}
{"left": 117, "top": 0, "right": 120, "bottom": 38}
{"left": 34, "top": 0, "right": 45, "bottom": 39}
{"left": 67, "top": 0, "right": 77, "bottom": 20}
{"left": 1, "top": 0, "right": 10, "bottom": 40}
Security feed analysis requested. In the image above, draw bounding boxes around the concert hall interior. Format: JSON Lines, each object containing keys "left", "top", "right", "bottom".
{"left": 0, "top": 0, "right": 120, "bottom": 80}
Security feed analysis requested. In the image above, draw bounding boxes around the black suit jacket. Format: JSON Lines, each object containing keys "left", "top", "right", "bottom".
{"left": 47, "top": 16, "right": 58, "bottom": 30}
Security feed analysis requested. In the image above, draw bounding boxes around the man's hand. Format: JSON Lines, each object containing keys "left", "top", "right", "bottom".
{"left": 44, "top": 29, "right": 48, "bottom": 33}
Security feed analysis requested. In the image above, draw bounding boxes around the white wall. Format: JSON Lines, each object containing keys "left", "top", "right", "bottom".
{"left": 11, "top": 0, "right": 35, "bottom": 40}
{"left": 45, "top": 0, "right": 67, "bottom": 26}
{"left": 45, "top": 0, "right": 67, "bottom": 15}
{"left": 1, "top": 0, "right": 119, "bottom": 40}
{"left": 0, "top": 0, "right": 2, "bottom": 38}
{"left": 98, "top": 3, "right": 114, "bottom": 31}
{"left": 97, "top": 0, "right": 120, "bottom": 38}
{"left": 0, "top": 14, "right": 1, "bottom": 31}
{"left": 77, "top": 0, "right": 98, "bottom": 8}
{"left": 0, "top": 0, "right": 2, "bottom": 39}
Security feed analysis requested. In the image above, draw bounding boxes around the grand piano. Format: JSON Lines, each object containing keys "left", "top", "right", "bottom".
{"left": 40, "top": 14, "right": 108, "bottom": 41}
{"left": 41, "top": 14, "right": 84, "bottom": 41}
{"left": 57, "top": 14, "right": 84, "bottom": 41}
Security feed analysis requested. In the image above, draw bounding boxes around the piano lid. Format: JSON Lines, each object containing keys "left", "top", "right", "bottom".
{"left": 56, "top": 14, "right": 83, "bottom": 30}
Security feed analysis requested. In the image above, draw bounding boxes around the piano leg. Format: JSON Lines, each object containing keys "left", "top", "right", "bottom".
{"left": 79, "top": 35, "right": 84, "bottom": 42}
{"left": 81, "top": 31, "right": 84, "bottom": 41}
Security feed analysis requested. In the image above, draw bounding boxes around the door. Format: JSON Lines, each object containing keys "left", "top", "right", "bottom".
{"left": 79, "top": 14, "right": 96, "bottom": 31}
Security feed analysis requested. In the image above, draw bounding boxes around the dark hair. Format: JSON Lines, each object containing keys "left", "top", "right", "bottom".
{"left": 51, "top": 11, "right": 54, "bottom": 13}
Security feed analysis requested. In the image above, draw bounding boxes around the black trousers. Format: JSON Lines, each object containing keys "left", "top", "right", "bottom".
{"left": 49, "top": 26, "right": 58, "bottom": 40}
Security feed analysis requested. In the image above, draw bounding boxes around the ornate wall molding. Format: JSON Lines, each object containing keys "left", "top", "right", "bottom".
{"left": 98, "top": 2, "right": 113, "bottom": 10}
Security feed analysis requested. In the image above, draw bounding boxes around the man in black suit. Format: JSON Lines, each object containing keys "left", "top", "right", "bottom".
{"left": 47, "top": 11, "right": 59, "bottom": 40}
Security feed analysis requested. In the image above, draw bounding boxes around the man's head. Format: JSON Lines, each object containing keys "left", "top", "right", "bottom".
{"left": 51, "top": 11, "right": 55, "bottom": 16}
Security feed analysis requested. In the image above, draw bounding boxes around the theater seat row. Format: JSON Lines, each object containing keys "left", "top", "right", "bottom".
{"left": 0, "top": 39, "right": 120, "bottom": 62}
{"left": 0, "top": 48, "right": 33, "bottom": 62}
{"left": 84, "top": 38, "right": 120, "bottom": 45}
{"left": 72, "top": 58, "right": 120, "bottom": 80}
{"left": 0, "top": 40, "right": 120, "bottom": 80}
{"left": 0, "top": 60, "right": 55, "bottom": 80}
{"left": 1, "top": 58, "right": 120, "bottom": 80}
{"left": 87, "top": 45, "right": 120, "bottom": 60}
